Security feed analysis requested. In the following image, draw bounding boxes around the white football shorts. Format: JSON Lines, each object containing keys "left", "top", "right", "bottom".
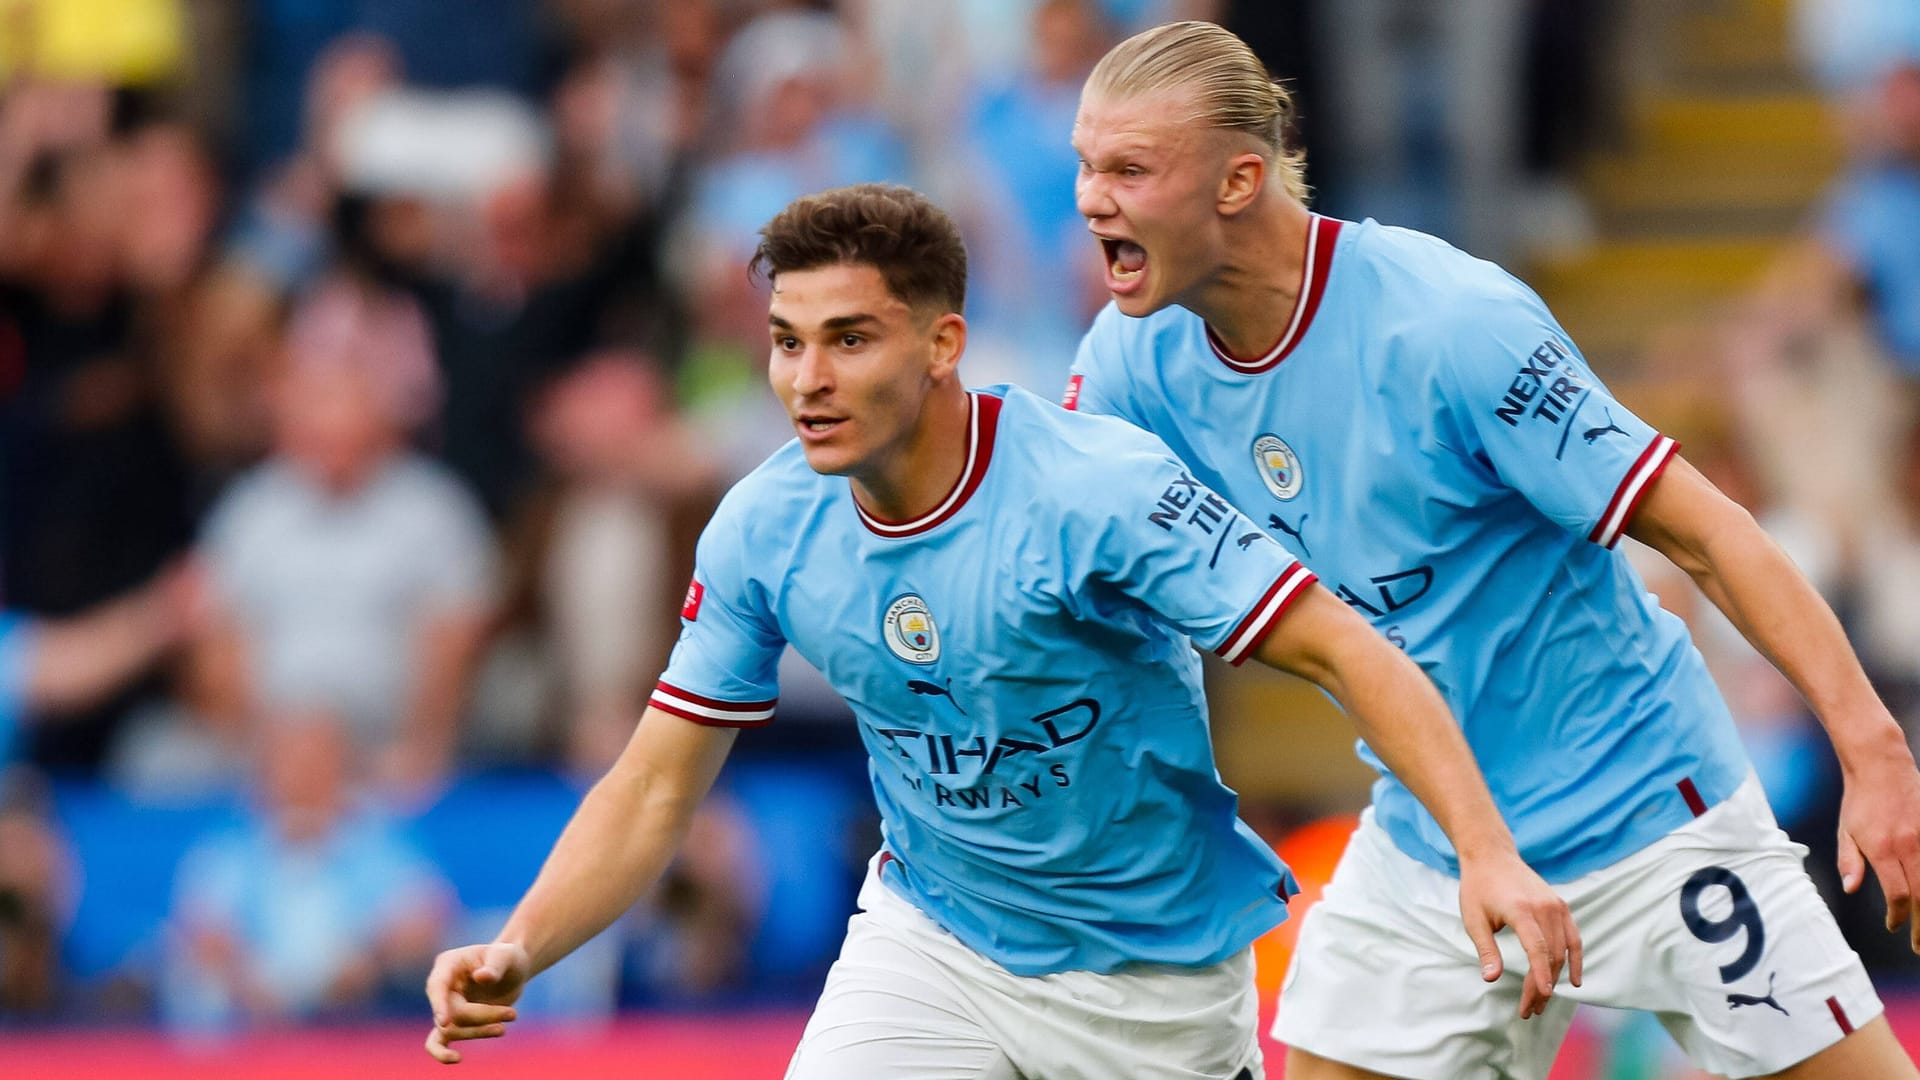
{"left": 1273, "top": 772, "right": 1881, "bottom": 1079}
{"left": 784, "top": 853, "right": 1266, "bottom": 1080}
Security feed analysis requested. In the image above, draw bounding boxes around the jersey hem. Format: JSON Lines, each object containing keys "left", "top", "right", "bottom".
{"left": 1377, "top": 760, "right": 1749, "bottom": 884}
{"left": 890, "top": 873, "right": 1289, "bottom": 977}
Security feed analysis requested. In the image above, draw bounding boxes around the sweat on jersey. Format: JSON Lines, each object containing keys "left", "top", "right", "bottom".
{"left": 1069, "top": 215, "right": 1751, "bottom": 884}
{"left": 654, "top": 386, "right": 1311, "bottom": 976}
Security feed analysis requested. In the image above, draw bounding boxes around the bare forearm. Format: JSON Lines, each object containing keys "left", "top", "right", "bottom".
{"left": 497, "top": 708, "right": 736, "bottom": 976}
{"left": 1688, "top": 523, "right": 1908, "bottom": 768}
{"left": 1327, "top": 638, "right": 1512, "bottom": 860}
{"left": 496, "top": 773, "right": 694, "bottom": 975}
{"left": 1631, "top": 465, "right": 1911, "bottom": 772}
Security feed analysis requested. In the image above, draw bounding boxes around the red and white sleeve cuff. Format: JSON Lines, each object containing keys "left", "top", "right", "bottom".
{"left": 1589, "top": 434, "right": 1678, "bottom": 549}
{"left": 649, "top": 681, "right": 777, "bottom": 727}
{"left": 1214, "top": 563, "right": 1318, "bottom": 666}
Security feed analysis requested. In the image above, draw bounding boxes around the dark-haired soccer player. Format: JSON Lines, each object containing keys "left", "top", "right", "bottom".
{"left": 423, "top": 183, "right": 1576, "bottom": 1078}
{"left": 1066, "top": 20, "right": 1920, "bottom": 1080}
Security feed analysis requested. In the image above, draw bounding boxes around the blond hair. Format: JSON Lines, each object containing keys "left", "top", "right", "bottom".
{"left": 1086, "top": 21, "right": 1309, "bottom": 202}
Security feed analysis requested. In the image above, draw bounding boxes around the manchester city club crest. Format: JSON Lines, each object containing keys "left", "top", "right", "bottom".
{"left": 883, "top": 594, "right": 941, "bottom": 665}
{"left": 1252, "top": 434, "right": 1303, "bottom": 500}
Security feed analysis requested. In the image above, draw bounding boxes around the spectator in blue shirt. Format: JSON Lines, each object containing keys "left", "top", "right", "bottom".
{"left": 162, "top": 710, "right": 450, "bottom": 1031}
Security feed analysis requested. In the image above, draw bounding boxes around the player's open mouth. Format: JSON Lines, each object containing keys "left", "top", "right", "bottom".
{"left": 1100, "top": 237, "right": 1147, "bottom": 290}
{"left": 797, "top": 415, "right": 846, "bottom": 439}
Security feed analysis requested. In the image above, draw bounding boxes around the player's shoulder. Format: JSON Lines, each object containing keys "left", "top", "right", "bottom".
{"left": 706, "top": 439, "right": 828, "bottom": 544}
{"left": 995, "top": 383, "right": 1173, "bottom": 450}
{"left": 1342, "top": 218, "right": 1559, "bottom": 353}
{"left": 1344, "top": 219, "right": 1536, "bottom": 309}
{"left": 988, "top": 385, "right": 1187, "bottom": 496}
{"left": 1082, "top": 299, "right": 1198, "bottom": 362}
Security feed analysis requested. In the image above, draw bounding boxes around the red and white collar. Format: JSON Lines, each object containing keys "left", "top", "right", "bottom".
{"left": 854, "top": 392, "right": 1003, "bottom": 539}
{"left": 1205, "top": 214, "right": 1342, "bottom": 374}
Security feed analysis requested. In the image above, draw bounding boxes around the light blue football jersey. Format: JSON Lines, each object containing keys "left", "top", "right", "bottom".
{"left": 653, "top": 386, "right": 1314, "bottom": 976}
{"left": 1069, "top": 216, "right": 1751, "bottom": 883}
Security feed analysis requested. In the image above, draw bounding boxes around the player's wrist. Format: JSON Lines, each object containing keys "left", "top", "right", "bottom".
{"left": 490, "top": 924, "right": 538, "bottom": 968}
{"left": 1450, "top": 829, "right": 1521, "bottom": 867}
{"left": 1829, "top": 715, "right": 1914, "bottom": 776}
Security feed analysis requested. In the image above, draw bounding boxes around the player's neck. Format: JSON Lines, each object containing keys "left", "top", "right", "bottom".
{"left": 1191, "top": 198, "right": 1313, "bottom": 360}
{"left": 850, "top": 383, "right": 972, "bottom": 524}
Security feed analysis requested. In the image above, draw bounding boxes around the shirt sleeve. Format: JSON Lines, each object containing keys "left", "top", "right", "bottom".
{"left": 1064, "top": 423, "right": 1317, "bottom": 665}
{"left": 1437, "top": 299, "right": 1678, "bottom": 549}
{"left": 648, "top": 498, "right": 786, "bottom": 726}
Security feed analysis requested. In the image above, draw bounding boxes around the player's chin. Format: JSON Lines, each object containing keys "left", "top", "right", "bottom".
{"left": 797, "top": 441, "right": 859, "bottom": 477}
{"left": 1104, "top": 270, "right": 1163, "bottom": 316}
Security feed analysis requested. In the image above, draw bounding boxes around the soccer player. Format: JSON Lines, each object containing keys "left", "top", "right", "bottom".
{"left": 422, "top": 184, "right": 1578, "bottom": 1077}
{"left": 1066, "top": 21, "right": 1920, "bottom": 1080}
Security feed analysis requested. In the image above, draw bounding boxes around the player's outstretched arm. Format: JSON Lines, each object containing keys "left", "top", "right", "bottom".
{"left": 1253, "top": 585, "right": 1582, "bottom": 1019}
{"left": 424, "top": 705, "right": 739, "bottom": 1064}
{"left": 1628, "top": 455, "right": 1920, "bottom": 951}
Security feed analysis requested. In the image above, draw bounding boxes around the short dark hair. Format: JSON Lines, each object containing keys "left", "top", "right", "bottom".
{"left": 751, "top": 183, "right": 968, "bottom": 316}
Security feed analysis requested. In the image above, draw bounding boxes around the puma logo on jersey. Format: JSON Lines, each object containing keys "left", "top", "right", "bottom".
{"left": 1267, "top": 513, "right": 1310, "bottom": 557}
{"left": 1727, "top": 972, "right": 1789, "bottom": 1016}
{"left": 908, "top": 677, "right": 967, "bottom": 716}
{"left": 1583, "top": 408, "right": 1628, "bottom": 444}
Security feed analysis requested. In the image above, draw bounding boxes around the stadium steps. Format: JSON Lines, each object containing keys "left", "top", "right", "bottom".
{"left": 1524, "top": 0, "right": 1840, "bottom": 373}
{"left": 1529, "top": 238, "right": 1780, "bottom": 361}
{"left": 1662, "top": 0, "right": 1800, "bottom": 87}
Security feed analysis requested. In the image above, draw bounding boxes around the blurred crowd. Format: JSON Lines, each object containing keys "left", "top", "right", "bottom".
{"left": 1, "top": 0, "right": 1917, "bottom": 1044}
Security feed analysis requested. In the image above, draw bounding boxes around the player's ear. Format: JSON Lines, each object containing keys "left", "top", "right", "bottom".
{"left": 927, "top": 311, "right": 966, "bottom": 380}
{"left": 1218, "top": 151, "right": 1266, "bottom": 217}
